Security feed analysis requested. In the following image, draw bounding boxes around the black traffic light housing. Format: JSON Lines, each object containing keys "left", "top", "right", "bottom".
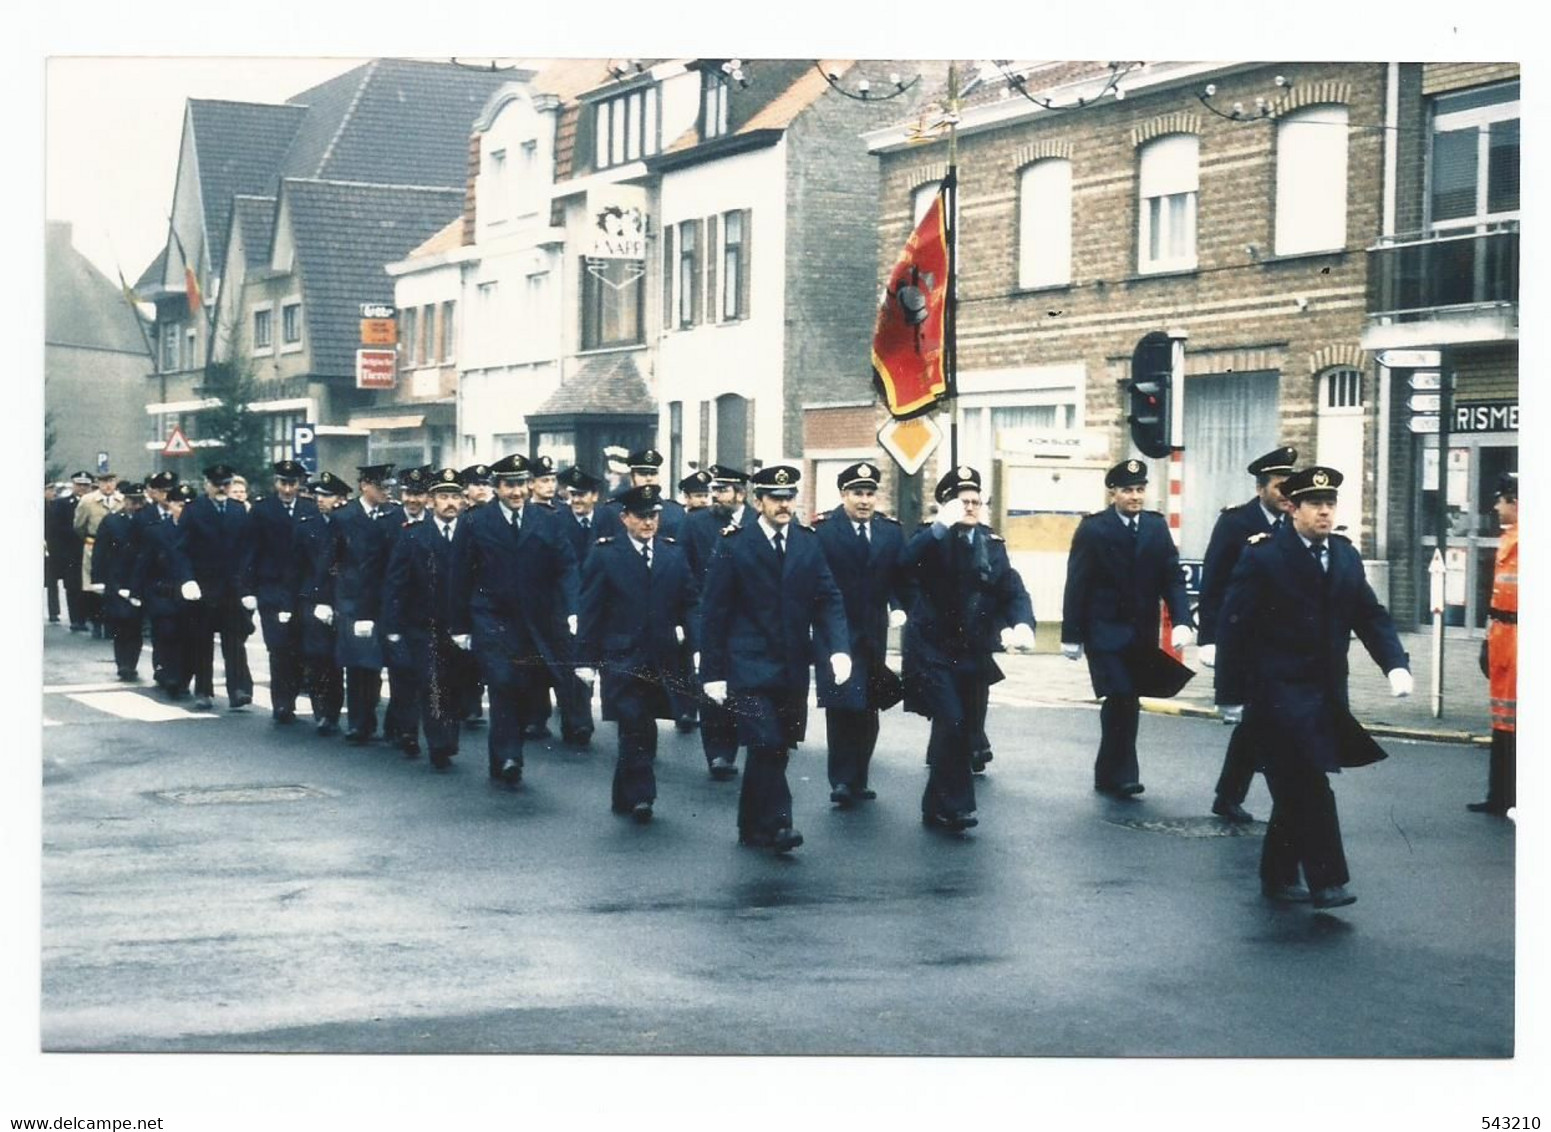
{"left": 1127, "top": 331, "right": 1174, "bottom": 459}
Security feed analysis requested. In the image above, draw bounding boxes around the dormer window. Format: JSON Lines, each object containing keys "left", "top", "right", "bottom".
{"left": 703, "top": 71, "right": 729, "bottom": 139}
{"left": 593, "top": 85, "right": 659, "bottom": 170}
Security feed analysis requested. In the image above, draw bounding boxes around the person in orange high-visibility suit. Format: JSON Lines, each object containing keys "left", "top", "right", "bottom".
{"left": 1471, "top": 472, "right": 1517, "bottom": 816}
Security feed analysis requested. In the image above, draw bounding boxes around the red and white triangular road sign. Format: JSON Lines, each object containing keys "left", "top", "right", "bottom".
{"left": 161, "top": 425, "right": 194, "bottom": 457}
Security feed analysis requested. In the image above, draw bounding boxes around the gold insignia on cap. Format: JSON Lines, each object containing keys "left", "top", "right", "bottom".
{"left": 443, "top": 470, "right": 455, "bottom": 481}
{"left": 774, "top": 468, "right": 791, "bottom": 485}
{"left": 860, "top": 464, "right": 873, "bottom": 478}
{"left": 957, "top": 466, "right": 972, "bottom": 479}
{"left": 1127, "top": 460, "right": 1141, "bottom": 473}
{"left": 1312, "top": 470, "right": 1330, "bottom": 487}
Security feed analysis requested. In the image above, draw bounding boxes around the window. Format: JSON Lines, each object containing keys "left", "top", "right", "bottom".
{"left": 282, "top": 302, "right": 302, "bottom": 345}
{"left": 253, "top": 307, "right": 273, "bottom": 351}
{"left": 1275, "top": 105, "right": 1349, "bottom": 255}
{"left": 440, "top": 301, "right": 456, "bottom": 362}
{"left": 486, "top": 148, "right": 507, "bottom": 221}
{"left": 184, "top": 327, "right": 197, "bottom": 370}
{"left": 517, "top": 140, "right": 539, "bottom": 215}
{"left": 912, "top": 184, "right": 938, "bottom": 225}
{"left": 421, "top": 304, "right": 435, "bottom": 365}
{"left": 593, "top": 86, "right": 659, "bottom": 170}
{"left": 1138, "top": 133, "right": 1199, "bottom": 273}
{"left": 265, "top": 413, "right": 304, "bottom": 465}
{"left": 669, "top": 401, "right": 683, "bottom": 485}
{"left": 703, "top": 71, "right": 729, "bottom": 139}
{"left": 1430, "top": 81, "right": 1519, "bottom": 231}
{"left": 721, "top": 210, "right": 748, "bottom": 319}
{"left": 677, "top": 220, "right": 700, "bottom": 328}
{"left": 661, "top": 224, "right": 675, "bottom": 330}
{"left": 1018, "top": 159, "right": 1073, "bottom": 288}
{"left": 581, "top": 258, "right": 644, "bottom": 349}
{"left": 161, "top": 320, "right": 180, "bottom": 371}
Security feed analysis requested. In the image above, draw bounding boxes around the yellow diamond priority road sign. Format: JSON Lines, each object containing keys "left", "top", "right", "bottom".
{"left": 878, "top": 415, "right": 943, "bottom": 477}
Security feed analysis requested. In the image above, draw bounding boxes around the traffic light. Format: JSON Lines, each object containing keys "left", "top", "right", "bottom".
{"left": 1127, "top": 331, "right": 1174, "bottom": 458}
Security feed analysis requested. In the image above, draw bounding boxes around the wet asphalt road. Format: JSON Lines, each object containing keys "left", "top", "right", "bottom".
{"left": 39, "top": 634, "right": 1514, "bottom": 1057}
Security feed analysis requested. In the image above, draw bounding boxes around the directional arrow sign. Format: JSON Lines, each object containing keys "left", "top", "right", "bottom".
{"left": 1408, "top": 393, "right": 1441, "bottom": 413}
{"left": 1407, "top": 370, "right": 1441, "bottom": 391}
{"left": 1428, "top": 549, "right": 1445, "bottom": 613}
{"left": 1407, "top": 415, "right": 1440, "bottom": 434}
{"left": 1379, "top": 349, "right": 1442, "bottom": 369}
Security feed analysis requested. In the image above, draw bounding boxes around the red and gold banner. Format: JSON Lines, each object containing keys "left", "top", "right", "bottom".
{"left": 872, "top": 183, "right": 950, "bottom": 419}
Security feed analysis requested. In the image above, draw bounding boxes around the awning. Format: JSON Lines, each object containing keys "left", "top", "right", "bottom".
{"left": 347, "top": 414, "right": 426, "bottom": 431}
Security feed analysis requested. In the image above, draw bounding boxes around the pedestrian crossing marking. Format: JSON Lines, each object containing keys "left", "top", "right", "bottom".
{"left": 65, "top": 692, "right": 219, "bottom": 723}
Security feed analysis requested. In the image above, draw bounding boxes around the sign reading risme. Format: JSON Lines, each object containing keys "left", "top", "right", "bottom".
{"left": 1452, "top": 400, "right": 1517, "bottom": 434}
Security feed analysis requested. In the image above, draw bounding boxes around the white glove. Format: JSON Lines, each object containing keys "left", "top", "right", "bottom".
{"left": 88, "top": 583, "right": 106, "bottom": 594}
{"left": 277, "top": 611, "right": 292, "bottom": 624}
{"left": 675, "top": 625, "right": 685, "bottom": 643}
{"left": 1388, "top": 668, "right": 1414, "bottom": 698}
{"left": 830, "top": 653, "right": 853, "bottom": 685}
{"left": 1197, "top": 643, "right": 1217, "bottom": 668}
{"left": 575, "top": 667, "right": 596, "bottom": 685}
{"left": 999, "top": 627, "right": 1016, "bottom": 651}
{"left": 353, "top": 620, "right": 375, "bottom": 638}
{"left": 386, "top": 633, "right": 402, "bottom": 643}
{"left": 128, "top": 597, "right": 142, "bottom": 608}
{"left": 180, "top": 580, "right": 202, "bottom": 602}
{"left": 116, "top": 589, "right": 131, "bottom": 601}
{"left": 568, "top": 614, "right": 578, "bottom": 635}
{"left": 1009, "top": 623, "right": 1035, "bottom": 651}
{"left": 1220, "top": 704, "right": 1244, "bottom": 725}
{"left": 452, "top": 634, "right": 472, "bottom": 651}
{"left": 934, "top": 497, "right": 966, "bottom": 530}
{"left": 1061, "top": 642, "right": 1083, "bottom": 661}
{"left": 313, "top": 604, "right": 334, "bottom": 625}
{"left": 240, "top": 595, "right": 257, "bottom": 611}
{"left": 1171, "top": 624, "right": 1195, "bottom": 650}
{"left": 704, "top": 680, "right": 728, "bottom": 704}
{"left": 693, "top": 652, "right": 701, "bottom": 671}
{"left": 888, "top": 608, "right": 908, "bottom": 628}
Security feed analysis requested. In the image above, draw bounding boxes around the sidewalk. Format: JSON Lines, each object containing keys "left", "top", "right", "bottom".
{"left": 979, "top": 625, "right": 1492, "bottom": 745}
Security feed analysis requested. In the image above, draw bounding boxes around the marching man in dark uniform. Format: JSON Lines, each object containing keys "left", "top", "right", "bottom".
{"left": 128, "top": 472, "right": 178, "bottom": 685}
{"left": 670, "top": 468, "right": 716, "bottom": 733}
{"left": 1195, "top": 446, "right": 1297, "bottom": 822}
{"left": 679, "top": 469, "right": 714, "bottom": 513}
{"left": 458, "top": 463, "right": 493, "bottom": 727}
{"left": 1216, "top": 466, "right": 1412, "bottom": 909}
{"left": 383, "top": 467, "right": 432, "bottom": 755}
{"left": 1061, "top": 459, "right": 1195, "bottom": 798}
{"left": 699, "top": 465, "right": 850, "bottom": 853}
{"left": 312, "top": 463, "right": 401, "bottom": 744}
{"left": 901, "top": 466, "right": 1035, "bottom": 831}
{"left": 527, "top": 454, "right": 561, "bottom": 512}
{"left": 382, "top": 468, "right": 471, "bottom": 771}
{"left": 448, "top": 452, "right": 581, "bottom": 787}
{"left": 578, "top": 484, "right": 700, "bottom": 822}
{"left": 89, "top": 480, "right": 146, "bottom": 681}
{"left": 47, "top": 471, "right": 93, "bottom": 631}
{"left": 813, "top": 461, "right": 912, "bottom": 807}
{"left": 554, "top": 465, "right": 608, "bottom": 744}
{"left": 602, "top": 450, "right": 687, "bottom": 540}
{"left": 131, "top": 482, "right": 203, "bottom": 699}
{"left": 293, "top": 473, "right": 351, "bottom": 735}
{"left": 238, "top": 460, "right": 318, "bottom": 725}
{"left": 182, "top": 463, "right": 256, "bottom": 712}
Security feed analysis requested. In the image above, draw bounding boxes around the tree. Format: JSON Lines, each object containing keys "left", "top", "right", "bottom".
{"left": 43, "top": 407, "right": 64, "bottom": 482}
{"left": 194, "top": 359, "right": 270, "bottom": 483}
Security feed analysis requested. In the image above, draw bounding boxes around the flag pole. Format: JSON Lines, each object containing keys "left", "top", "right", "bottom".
{"left": 945, "top": 62, "right": 961, "bottom": 469}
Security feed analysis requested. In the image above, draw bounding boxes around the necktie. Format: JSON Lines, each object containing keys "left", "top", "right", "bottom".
{"left": 512, "top": 509, "right": 521, "bottom": 532}
{"left": 1127, "top": 518, "right": 1138, "bottom": 538}
{"left": 773, "top": 531, "right": 785, "bottom": 560}
{"left": 216, "top": 500, "right": 226, "bottom": 515}
{"left": 857, "top": 521, "right": 869, "bottom": 544}
{"left": 581, "top": 516, "right": 591, "bottom": 532}
{"left": 442, "top": 523, "right": 453, "bottom": 543}
{"left": 369, "top": 507, "right": 380, "bottom": 521}
{"left": 1311, "top": 540, "right": 1327, "bottom": 572}
{"left": 641, "top": 541, "right": 652, "bottom": 569}
{"left": 285, "top": 503, "right": 294, "bottom": 518}
{"left": 1273, "top": 515, "right": 1284, "bottom": 531}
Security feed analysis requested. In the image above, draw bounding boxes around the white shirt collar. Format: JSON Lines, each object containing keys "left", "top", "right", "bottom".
{"left": 499, "top": 500, "right": 523, "bottom": 524}
{"left": 757, "top": 516, "right": 787, "bottom": 544}
{"left": 1260, "top": 502, "right": 1282, "bottom": 527}
{"left": 1113, "top": 506, "right": 1138, "bottom": 526}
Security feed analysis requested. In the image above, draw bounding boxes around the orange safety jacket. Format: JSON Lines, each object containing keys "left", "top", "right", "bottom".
{"left": 1488, "top": 523, "right": 1517, "bottom": 733}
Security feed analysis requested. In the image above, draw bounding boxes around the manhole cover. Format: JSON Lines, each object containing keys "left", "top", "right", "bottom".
{"left": 149, "top": 784, "right": 335, "bottom": 806}
{"left": 1106, "top": 816, "right": 1265, "bottom": 838}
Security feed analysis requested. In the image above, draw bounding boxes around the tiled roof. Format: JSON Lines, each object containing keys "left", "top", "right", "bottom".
{"left": 737, "top": 60, "right": 849, "bottom": 133}
{"left": 533, "top": 59, "right": 614, "bottom": 182}
{"left": 281, "top": 178, "right": 464, "bottom": 377}
{"left": 45, "top": 222, "right": 149, "bottom": 355}
{"left": 281, "top": 58, "right": 519, "bottom": 188}
{"left": 230, "top": 195, "right": 277, "bottom": 267}
{"left": 531, "top": 351, "right": 652, "bottom": 417}
{"left": 407, "top": 215, "right": 464, "bottom": 259}
{"left": 133, "top": 246, "right": 167, "bottom": 293}
{"left": 186, "top": 99, "right": 306, "bottom": 274}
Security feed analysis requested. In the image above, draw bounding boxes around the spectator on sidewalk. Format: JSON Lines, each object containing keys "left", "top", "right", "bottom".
{"left": 1471, "top": 472, "right": 1517, "bottom": 816}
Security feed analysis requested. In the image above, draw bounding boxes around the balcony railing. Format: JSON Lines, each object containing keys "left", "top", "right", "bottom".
{"left": 1367, "top": 224, "right": 1518, "bottom": 319}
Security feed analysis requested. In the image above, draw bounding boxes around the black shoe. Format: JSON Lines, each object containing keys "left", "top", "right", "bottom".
{"left": 401, "top": 740, "right": 421, "bottom": 759}
{"left": 192, "top": 697, "right": 214, "bottom": 711}
{"left": 316, "top": 720, "right": 340, "bottom": 737}
{"left": 430, "top": 751, "right": 453, "bottom": 771}
{"left": 1467, "top": 801, "right": 1511, "bottom": 815}
{"left": 69, "top": 624, "right": 89, "bottom": 633}
{"left": 971, "top": 748, "right": 994, "bottom": 774}
{"left": 564, "top": 729, "right": 594, "bottom": 748}
{"left": 116, "top": 669, "right": 140, "bottom": 682}
{"left": 1261, "top": 882, "right": 1311, "bottom": 903}
{"left": 675, "top": 717, "right": 698, "bottom": 733}
{"left": 855, "top": 788, "right": 877, "bottom": 801}
{"left": 273, "top": 708, "right": 297, "bottom": 725}
{"left": 1212, "top": 798, "right": 1254, "bottom": 823}
{"left": 923, "top": 811, "right": 965, "bottom": 832}
{"left": 229, "top": 692, "right": 252, "bottom": 711}
{"left": 709, "top": 756, "right": 738, "bottom": 780}
{"left": 1094, "top": 783, "right": 1142, "bottom": 799}
{"left": 499, "top": 758, "right": 523, "bottom": 786}
{"left": 521, "top": 725, "right": 552, "bottom": 740}
{"left": 631, "top": 801, "right": 654, "bottom": 824}
{"left": 830, "top": 783, "right": 855, "bottom": 808}
{"left": 48, "top": 616, "right": 59, "bottom": 624}
{"left": 344, "top": 730, "right": 371, "bottom": 745}
{"left": 771, "top": 827, "right": 803, "bottom": 853}
{"left": 1311, "top": 885, "right": 1357, "bottom": 909}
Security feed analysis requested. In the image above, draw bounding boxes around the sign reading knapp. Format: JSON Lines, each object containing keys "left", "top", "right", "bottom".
{"left": 1452, "top": 400, "right": 1518, "bottom": 434}
{"left": 587, "top": 185, "right": 648, "bottom": 260}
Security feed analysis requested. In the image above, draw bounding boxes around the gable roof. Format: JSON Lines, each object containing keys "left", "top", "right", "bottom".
{"left": 46, "top": 222, "right": 149, "bottom": 356}
{"left": 133, "top": 246, "right": 167, "bottom": 293}
{"left": 530, "top": 351, "right": 653, "bottom": 418}
{"left": 186, "top": 99, "right": 307, "bottom": 275}
{"left": 280, "top": 178, "right": 464, "bottom": 376}
{"left": 230, "top": 195, "right": 278, "bottom": 268}
{"left": 406, "top": 215, "right": 464, "bottom": 259}
{"left": 737, "top": 60, "right": 850, "bottom": 133}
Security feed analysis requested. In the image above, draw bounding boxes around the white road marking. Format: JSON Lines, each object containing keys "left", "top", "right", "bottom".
{"left": 64, "top": 692, "right": 219, "bottom": 723}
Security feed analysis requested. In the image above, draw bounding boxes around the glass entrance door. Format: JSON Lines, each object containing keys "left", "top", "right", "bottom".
{"left": 1415, "top": 433, "right": 1517, "bottom": 634}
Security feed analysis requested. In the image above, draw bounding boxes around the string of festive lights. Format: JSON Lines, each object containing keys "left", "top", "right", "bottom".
{"left": 1197, "top": 74, "right": 1293, "bottom": 121}
{"left": 992, "top": 61, "right": 1141, "bottom": 110}
{"left": 815, "top": 62, "right": 920, "bottom": 102}
{"left": 449, "top": 58, "right": 524, "bottom": 73}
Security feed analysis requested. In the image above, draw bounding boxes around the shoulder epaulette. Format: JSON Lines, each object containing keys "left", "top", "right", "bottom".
{"left": 880, "top": 514, "right": 901, "bottom": 524}
{"left": 1247, "top": 532, "right": 1271, "bottom": 545}
{"left": 812, "top": 511, "right": 829, "bottom": 523}
{"left": 988, "top": 532, "right": 1006, "bottom": 543}
{"left": 595, "top": 536, "right": 615, "bottom": 545}
{"left": 662, "top": 536, "right": 676, "bottom": 544}
{"left": 1220, "top": 505, "right": 1234, "bottom": 514}
{"left": 721, "top": 524, "right": 739, "bottom": 537}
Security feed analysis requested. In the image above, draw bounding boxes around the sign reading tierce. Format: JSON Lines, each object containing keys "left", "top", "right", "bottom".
{"left": 356, "top": 348, "right": 397, "bottom": 390}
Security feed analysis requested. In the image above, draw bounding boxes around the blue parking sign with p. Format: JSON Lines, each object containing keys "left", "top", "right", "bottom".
{"left": 293, "top": 423, "right": 318, "bottom": 474}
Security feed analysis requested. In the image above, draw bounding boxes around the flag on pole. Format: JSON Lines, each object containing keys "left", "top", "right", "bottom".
{"left": 872, "top": 177, "right": 952, "bottom": 420}
{"left": 168, "top": 222, "right": 203, "bottom": 313}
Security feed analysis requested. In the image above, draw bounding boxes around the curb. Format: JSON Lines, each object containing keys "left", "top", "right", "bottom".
{"left": 1129, "top": 697, "right": 1489, "bottom": 746}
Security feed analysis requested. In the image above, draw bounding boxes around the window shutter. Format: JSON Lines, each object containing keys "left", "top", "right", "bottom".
{"left": 704, "top": 214, "right": 718, "bottom": 324}
{"left": 698, "top": 400, "right": 712, "bottom": 468}
{"left": 739, "top": 209, "right": 752, "bottom": 319}
{"left": 690, "top": 219, "right": 703, "bottom": 326}
{"left": 662, "top": 224, "right": 674, "bottom": 330}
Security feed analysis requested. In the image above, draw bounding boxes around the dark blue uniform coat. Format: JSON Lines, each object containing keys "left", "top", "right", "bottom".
{"left": 812, "top": 511, "right": 913, "bottom": 712}
{"left": 1197, "top": 497, "right": 1280, "bottom": 647}
{"left": 91, "top": 510, "right": 140, "bottom": 621}
{"left": 240, "top": 494, "right": 320, "bottom": 651}
{"left": 316, "top": 499, "right": 403, "bottom": 670}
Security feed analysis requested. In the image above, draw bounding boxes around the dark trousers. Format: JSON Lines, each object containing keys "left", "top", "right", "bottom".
{"left": 1214, "top": 721, "right": 1259, "bottom": 804}
{"left": 734, "top": 690, "right": 807, "bottom": 837}
{"left": 44, "top": 559, "right": 62, "bottom": 620}
{"left": 923, "top": 670, "right": 979, "bottom": 819}
{"left": 110, "top": 612, "right": 144, "bottom": 675}
{"left": 700, "top": 698, "right": 739, "bottom": 766}
{"left": 151, "top": 611, "right": 196, "bottom": 693}
{"left": 826, "top": 707, "right": 880, "bottom": 790}
{"left": 671, "top": 639, "right": 697, "bottom": 724}
{"left": 462, "top": 679, "right": 486, "bottom": 722}
{"left": 1486, "top": 730, "right": 1516, "bottom": 810}
{"left": 62, "top": 571, "right": 85, "bottom": 627}
{"left": 968, "top": 680, "right": 991, "bottom": 754}
{"left": 384, "top": 665, "right": 419, "bottom": 743}
{"left": 268, "top": 644, "right": 305, "bottom": 716}
{"left": 518, "top": 676, "right": 553, "bottom": 731}
{"left": 345, "top": 667, "right": 382, "bottom": 736}
{"left": 306, "top": 659, "right": 344, "bottom": 725}
{"left": 1260, "top": 762, "right": 1350, "bottom": 891}
{"left": 193, "top": 598, "right": 254, "bottom": 700}
{"left": 421, "top": 635, "right": 466, "bottom": 758}
{"left": 611, "top": 680, "right": 659, "bottom": 811}
{"left": 1095, "top": 695, "right": 1142, "bottom": 788}
{"left": 560, "top": 672, "right": 595, "bottom": 738}
{"left": 82, "top": 590, "right": 103, "bottom": 628}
